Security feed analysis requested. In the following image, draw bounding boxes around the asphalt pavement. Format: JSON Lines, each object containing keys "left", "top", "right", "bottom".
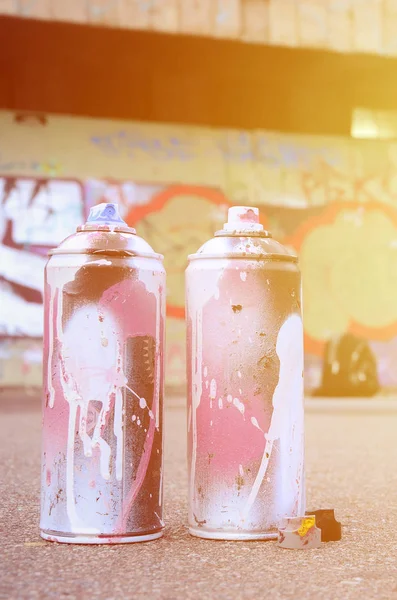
{"left": 1, "top": 392, "right": 396, "bottom": 600}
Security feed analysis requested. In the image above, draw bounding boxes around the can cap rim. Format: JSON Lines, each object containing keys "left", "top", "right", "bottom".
{"left": 187, "top": 252, "right": 298, "bottom": 262}
{"left": 48, "top": 247, "right": 164, "bottom": 260}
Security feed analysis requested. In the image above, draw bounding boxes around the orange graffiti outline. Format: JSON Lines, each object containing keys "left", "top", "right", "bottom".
{"left": 125, "top": 184, "right": 231, "bottom": 319}
{"left": 286, "top": 201, "right": 397, "bottom": 355}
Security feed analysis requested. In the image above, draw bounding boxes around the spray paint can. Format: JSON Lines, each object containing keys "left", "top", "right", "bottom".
{"left": 186, "top": 206, "right": 304, "bottom": 540}
{"left": 40, "top": 203, "right": 165, "bottom": 544}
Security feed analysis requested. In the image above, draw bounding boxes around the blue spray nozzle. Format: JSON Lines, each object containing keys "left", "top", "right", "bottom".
{"left": 86, "top": 203, "right": 127, "bottom": 225}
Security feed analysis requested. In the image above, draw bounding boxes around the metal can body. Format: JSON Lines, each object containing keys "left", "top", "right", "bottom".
{"left": 40, "top": 204, "right": 165, "bottom": 544}
{"left": 186, "top": 207, "right": 305, "bottom": 540}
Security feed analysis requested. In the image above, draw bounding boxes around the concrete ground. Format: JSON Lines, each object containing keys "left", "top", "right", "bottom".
{"left": 1, "top": 393, "right": 397, "bottom": 600}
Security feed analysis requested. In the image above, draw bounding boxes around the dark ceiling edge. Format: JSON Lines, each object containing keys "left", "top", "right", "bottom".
{"left": 1, "top": 15, "right": 397, "bottom": 135}
{"left": 2, "top": 13, "right": 397, "bottom": 71}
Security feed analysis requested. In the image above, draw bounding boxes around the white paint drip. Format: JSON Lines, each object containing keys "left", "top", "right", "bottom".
{"left": 159, "top": 467, "right": 163, "bottom": 507}
{"left": 233, "top": 398, "right": 245, "bottom": 415}
{"left": 205, "top": 380, "right": 209, "bottom": 389}
{"left": 92, "top": 394, "right": 112, "bottom": 481}
{"left": 250, "top": 416, "right": 263, "bottom": 432}
{"left": 209, "top": 379, "right": 217, "bottom": 399}
{"left": 237, "top": 371, "right": 242, "bottom": 379}
{"left": 190, "top": 306, "right": 203, "bottom": 517}
{"left": 56, "top": 287, "right": 94, "bottom": 530}
{"left": 57, "top": 315, "right": 99, "bottom": 534}
{"left": 239, "top": 464, "right": 244, "bottom": 478}
{"left": 113, "top": 387, "right": 123, "bottom": 481}
{"left": 154, "top": 511, "right": 164, "bottom": 526}
{"left": 55, "top": 284, "right": 63, "bottom": 351}
{"left": 242, "top": 436, "right": 273, "bottom": 523}
{"left": 93, "top": 338, "right": 126, "bottom": 480}
{"left": 59, "top": 300, "right": 153, "bottom": 532}
{"left": 79, "top": 402, "right": 92, "bottom": 458}
{"left": 66, "top": 401, "right": 81, "bottom": 529}
{"left": 125, "top": 384, "right": 154, "bottom": 420}
{"left": 218, "top": 397, "right": 223, "bottom": 409}
{"left": 154, "top": 287, "right": 161, "bottom": 430}
{"left": 47, "top": 275, "right": 94, "bottom": 532}
{"left": 47, "top": 284, "right": 56, "bottom": 408}
{"left": 240, "top": 272, "right": 247, "bottom": 282}
{"left": 242, "top": 314, "right": 304, "bottom": 521}
{"left": 227, "top": 394, "right": 232, "bottom": 403}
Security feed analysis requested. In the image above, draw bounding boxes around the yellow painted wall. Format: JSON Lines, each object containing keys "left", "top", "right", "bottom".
{"left": 3, "top": 111, "right": 397, "bottom": 206}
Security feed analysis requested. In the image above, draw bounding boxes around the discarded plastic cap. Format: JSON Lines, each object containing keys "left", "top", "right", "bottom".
{"left": 305, "top": 509, "right": 342, "bottom": 542}
{"left": 224, "top": 206, "right": 264, "bottom": 232}
{"left": 86, "top": 202, "right": 127, "bottom": 226}
{"left": 277, "top": 515, "right": 322, "bottom": 550}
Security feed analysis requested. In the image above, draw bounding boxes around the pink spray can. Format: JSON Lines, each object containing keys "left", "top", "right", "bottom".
{"left": 186, "top": 206, "right": 305, "bottom": 540}
{"left": 40, "top": 203, "right": 165, "bottom": 544}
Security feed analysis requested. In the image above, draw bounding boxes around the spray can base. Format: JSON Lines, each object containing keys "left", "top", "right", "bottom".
{"left": 189, "top": 527, "right": 277, "bottom": 541}
{"left": 40, "top": 529, "right": 163, "bottom": 545}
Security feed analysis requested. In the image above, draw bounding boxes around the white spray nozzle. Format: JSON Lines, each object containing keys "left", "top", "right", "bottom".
{"left": 224, "top": 206, "right": 264, "bottom": 232}
{"left": 86, "top": 202, "right": 126, "bottom": 226}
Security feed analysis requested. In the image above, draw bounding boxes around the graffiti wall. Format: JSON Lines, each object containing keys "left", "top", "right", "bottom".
{"left": 2, "top": 110, "right": 397, "bottom": 392}
{"left": 0, "top": 177, "right": 84, "bottom": 336}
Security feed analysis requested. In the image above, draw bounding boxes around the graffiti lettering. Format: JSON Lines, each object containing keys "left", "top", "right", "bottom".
{"left": 91, "top": 132, "right": 195, "bottom": 161}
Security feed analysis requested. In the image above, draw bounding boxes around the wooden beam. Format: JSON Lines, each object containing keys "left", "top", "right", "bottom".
{"left": 1, "top": 15, "right": 397, "bottom": 135}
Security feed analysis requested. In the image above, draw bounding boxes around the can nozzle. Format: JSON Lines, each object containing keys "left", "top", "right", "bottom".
{"left": 223, "top": 206, "right": 264, "bottom": 232}
{"left": 77, "top": 202, "right": 135, "bottom": 234}
{"left": 86, "top": 202, "right": 127, "bottom": 226}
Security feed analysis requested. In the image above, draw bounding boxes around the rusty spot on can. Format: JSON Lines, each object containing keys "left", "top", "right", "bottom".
{"left": 232, "top": 304, "right": 242, "bottom": 313}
